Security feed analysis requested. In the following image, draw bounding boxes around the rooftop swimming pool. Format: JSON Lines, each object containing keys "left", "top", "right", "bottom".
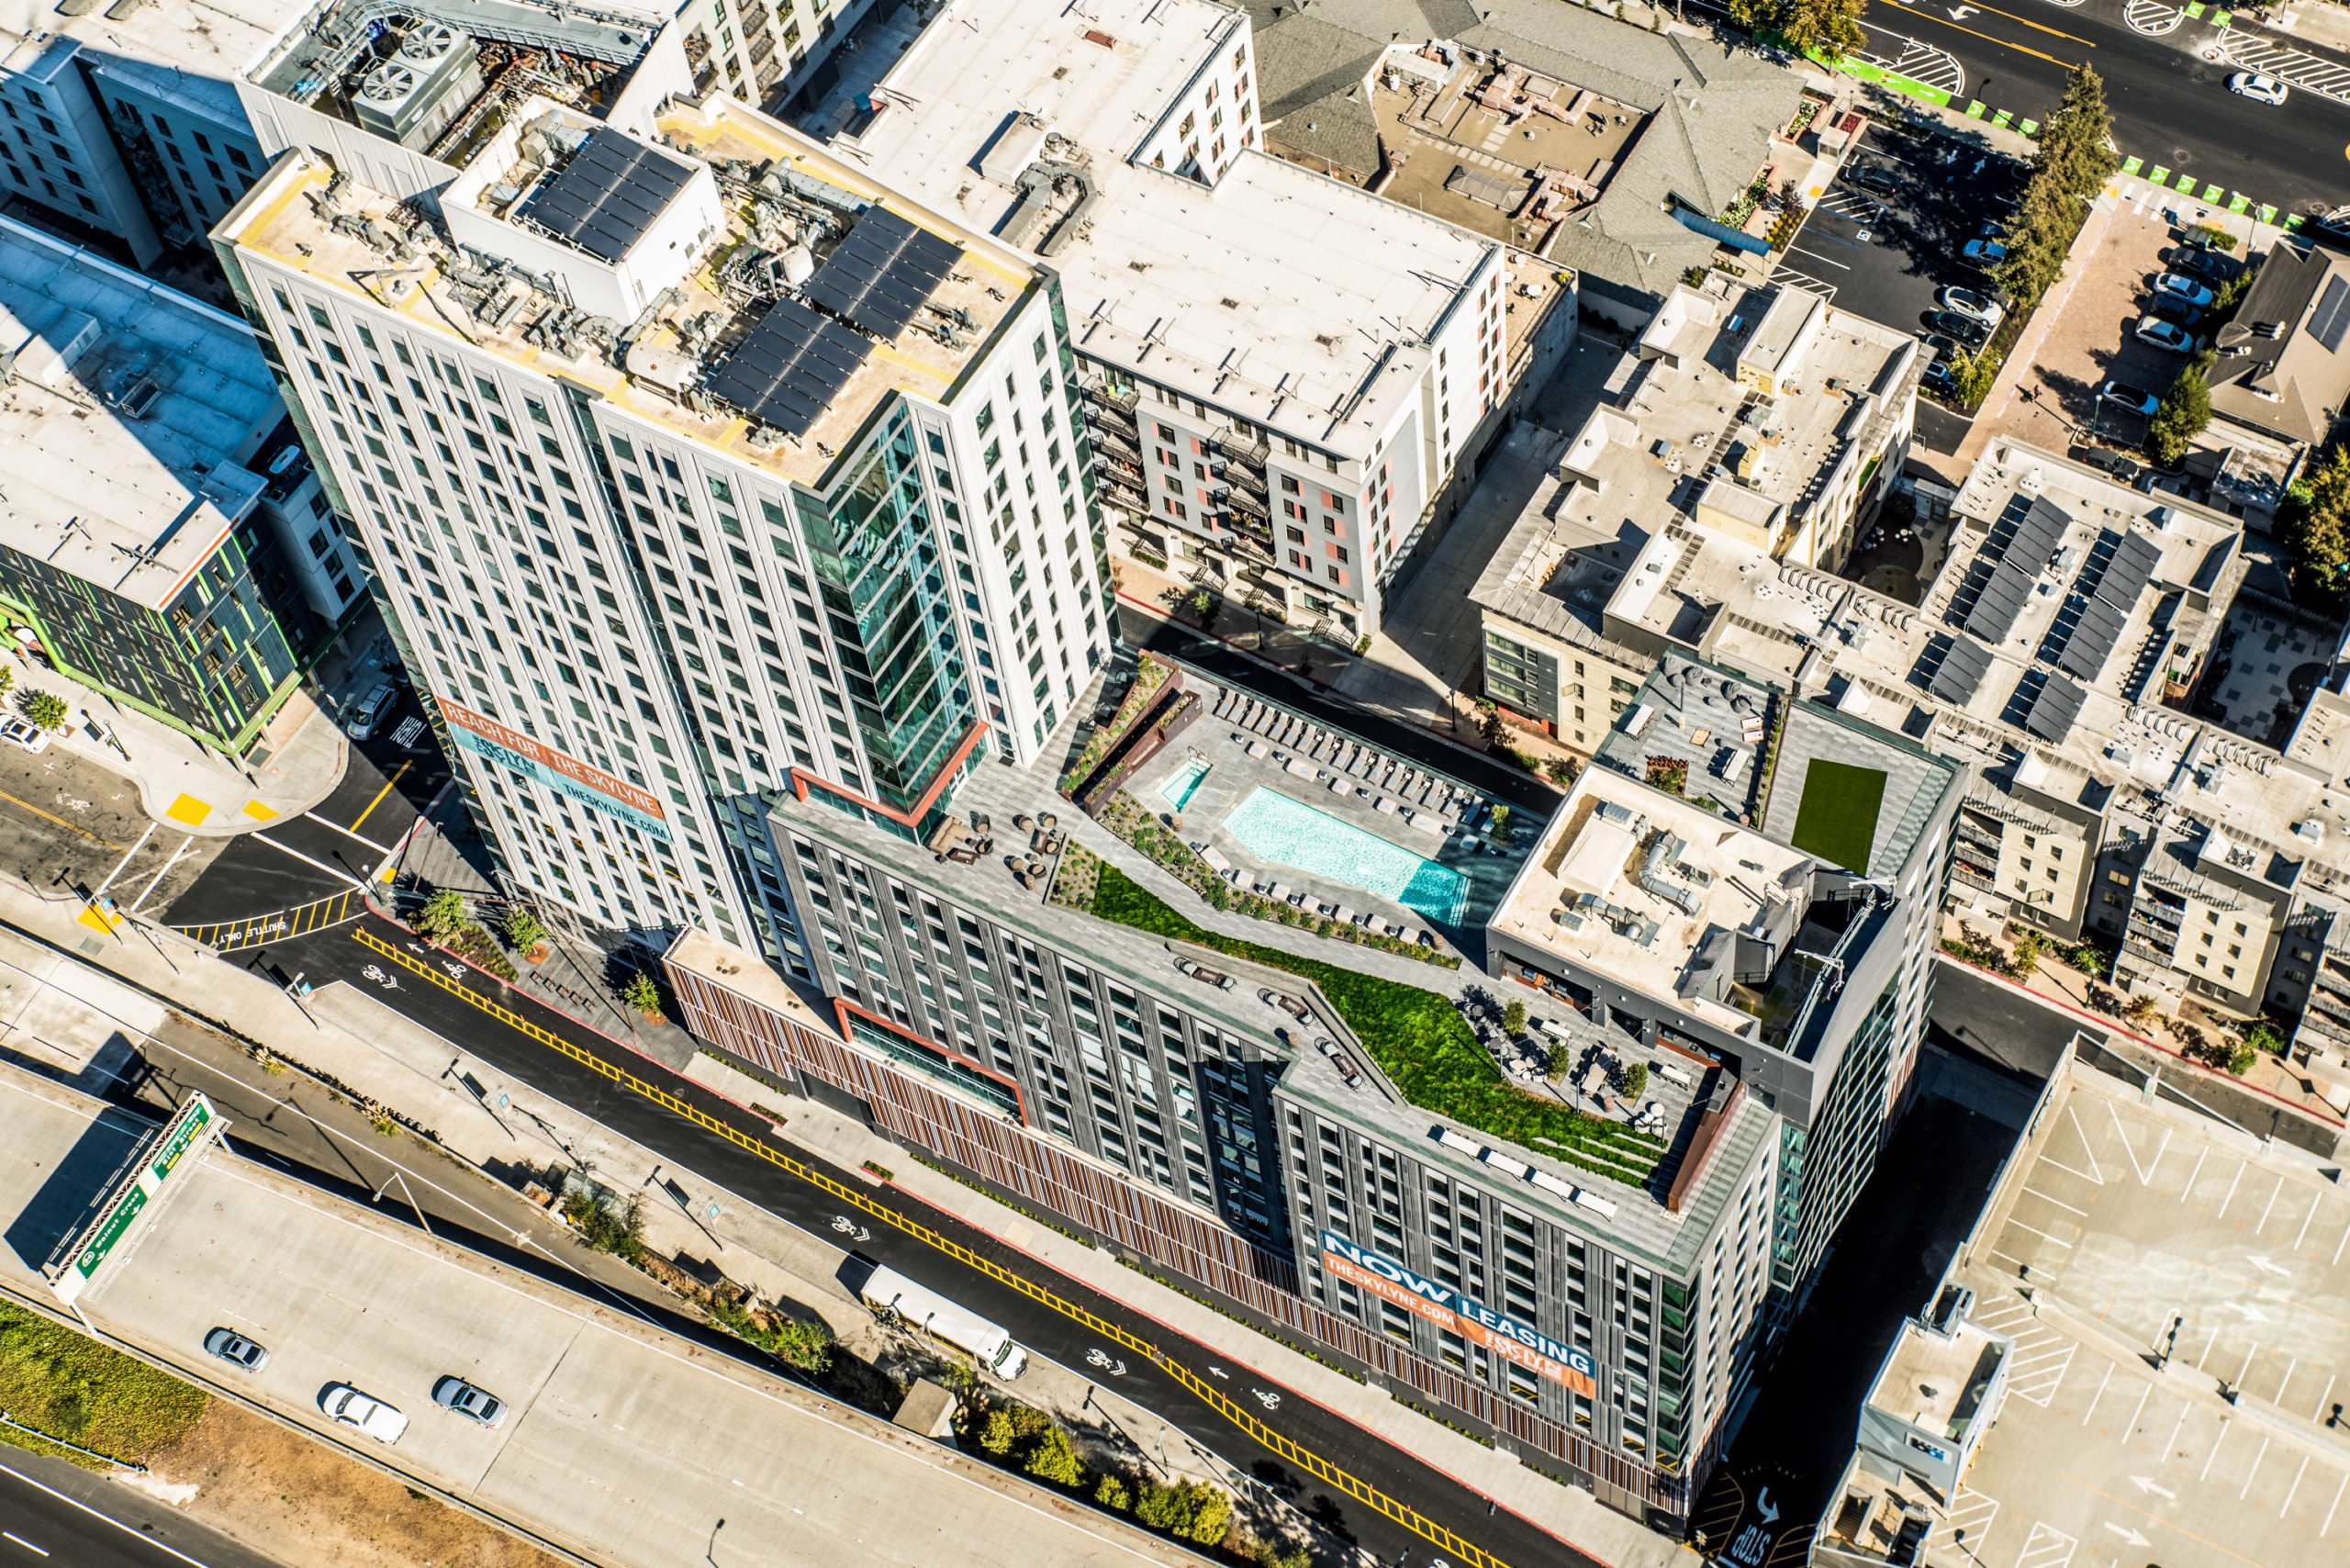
{"left": 1157, "top": 756, "right": 1212, "bottom": 811}
{"left": 1223, "top": 787, "right": 1468, "bottom": 924}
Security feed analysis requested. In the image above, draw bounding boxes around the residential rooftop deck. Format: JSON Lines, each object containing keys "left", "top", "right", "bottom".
{"left": 223, "top": 96, "right": 1033, "bottom": 488}
{"left": 0, "top": 215, "right": 282, "bottom": 607}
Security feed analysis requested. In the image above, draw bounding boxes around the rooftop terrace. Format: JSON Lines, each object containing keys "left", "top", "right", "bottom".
{"left": 0, "top": 215, "right": 282, "bottom": 608}
{"left": 223, "top": 95, "right": 1034, "bottom": 487}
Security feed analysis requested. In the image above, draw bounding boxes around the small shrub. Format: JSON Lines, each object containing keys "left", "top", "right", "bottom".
{"left": 2227, "top": 1042, "right": 2258, "bottom": 1076}
{"left": 1544, "top": 756, "right": 1580, "bottom": 787}
{"left": 415, "top": 887, "right": 468, "bottom": 943}
{"left": 1135, "top": 1479, "right": 1233, "bottom": 1545}
{"left": 978, "top": 1408, "right": 1019, "bottom": 1455}
{"left": 561, "top": 1190, "right": 646, "bottom": 1265}
{"left": 502, "top": 907, "right": 547, "bottom": 952}
{"left": 1095, "top": 1473, "right": 1132, "bottom": 1510}
{"left": 622, "top": 970, "right": 664, "bottom": 1016}
{"left": 1502, "top": 999, "right": 1528, "bottom": 1037}
{"left": 1622, "top": 1062, "right": 1650, "bottom": 1101}
{"left": 1024, "top": 1427, "right": 1086, "bottom": 1486}
{"left": 2065, "top": 943, "right": 2107, "bottom": 979}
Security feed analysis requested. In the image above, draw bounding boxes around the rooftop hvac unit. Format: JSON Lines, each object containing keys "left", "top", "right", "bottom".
{"left": 350, "top": 26, "right": 482, "bottom": 151}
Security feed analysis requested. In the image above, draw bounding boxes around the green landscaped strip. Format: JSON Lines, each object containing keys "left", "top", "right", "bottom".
{"left": 1788, "top": 760, "right": 1887, "bottom": 873}
{"left": 0, "top": 1301, "right": 206, "bottom": 1469}
{"left": 1087, "top": 866, "right": 1663, "bottom": 1180}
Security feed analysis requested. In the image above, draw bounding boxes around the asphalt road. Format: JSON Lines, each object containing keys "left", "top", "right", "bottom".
{"left": 225, "top": 910, "right": 1605, "bottom": 1568}
{"left": 162, "top": 685, "right": 449, "bottom": 934}
{"left": 1858, "top": 0, "right": 2350, "bottom": 216}
{"left": 0, "top": 1450, "right": 286, "bottom": 1568}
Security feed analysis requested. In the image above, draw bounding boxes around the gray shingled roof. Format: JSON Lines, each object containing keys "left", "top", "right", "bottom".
{"left": 1246, "top": 0, "right": 1802, "bottom": 303}
{"left": 2210, "top": 241, "right": 2350, "bottom": 450}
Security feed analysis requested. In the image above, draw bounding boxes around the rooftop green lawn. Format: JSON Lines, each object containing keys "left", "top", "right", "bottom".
{"left": 1089, "top": 865, "right": 1662, "bottom": 1182}
{"left": 1789, "top": 758, "right": 1886, "bottom": 873}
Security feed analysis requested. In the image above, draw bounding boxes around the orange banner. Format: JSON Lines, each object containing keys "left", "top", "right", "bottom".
{"left": 1325, "top": 1251, "right": 1596, "bottom": 1396}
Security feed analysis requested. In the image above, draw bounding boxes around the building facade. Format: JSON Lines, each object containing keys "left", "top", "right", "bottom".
{"left": 0, "top": 213, "right": 355, "bottom": 752}
{"left": 216, "top": 70, "right": 1110, "bottom": 952}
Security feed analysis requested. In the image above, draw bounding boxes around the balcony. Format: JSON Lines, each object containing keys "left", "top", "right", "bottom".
{"left": 1218, "top": 485, "right": 1269, "bottom": 521}
{"left": 1214, "top": 460, "right": 1267, "bottom": 497}
{"left": 1083, "top": 375, "right": 1139, "bottom": 415}
{"left": 1091, "top": 423, "right": 1142, "bottom": 463}
{"left": 1212, "top": 427, "right": 1270, "bottom": 465}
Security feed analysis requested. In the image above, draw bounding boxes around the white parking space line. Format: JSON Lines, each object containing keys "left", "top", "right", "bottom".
{"left": 2291, "top": 1194, "right": 2320, "bottom": 1252}
{"left": 2120, "top": 1380, "right": 2151, "bottom": 1441}
{"left": 2081, "top": 1362, "right": 2113, "bottom": 1426}
{"left": 2254, "top": 1176, "right": 2283, "bottom": 1235}
{"left": 2215, "top": 1159, "right": 2246, "bottom": 1221}
{"left": 2240, "top": 1433, "right": 2271, "bottom": 1499}
{"left": 2164, "top": 1401, "right": 2191, "bottom": 1459}
{"left": 2282, "top": 1453, "right": 2311, "bottom": 1518}
{"left": 2200, "top": 1420, "right": 2232, "bottom": 1483}
{"left": 2332, "top": 1214, "right": 2350, "bottom": 1266}
{"left": 2324, "top": 1472, "right": 2347, "bottom": 1538}
{"left": 2105, "top": 1103, "right": 2168, "bottom": 1185}
{"left": 2022, "top": 1184, "right": 2088, "bottom": 1215}
{"left": 2311, "top": 1372, "right": 2337, "bottom": 1424}
{"left": 2007, "top": 1218, "right": 2075, "bottom": 1248}
{"left": 2273, "top": 1356, "right": 2298, "bottom": 1406}
{"left": 2182, "top": 1147, "right": 2208, "bottom": 1204}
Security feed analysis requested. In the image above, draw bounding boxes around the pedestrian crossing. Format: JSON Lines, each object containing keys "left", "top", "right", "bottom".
{"left": 1864, "top": 38, "right": 1965, "bottom": 96}
{"left": 2125, "top": 0, "right": 2184, "bottom": 34}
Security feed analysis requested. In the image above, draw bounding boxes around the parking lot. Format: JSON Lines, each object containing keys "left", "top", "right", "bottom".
{"left": 1943, "top": 1069, "right": 2350, "bottom": 1568}
{"left": 1777, "top": 121, "right": 2024, "bottom": 341}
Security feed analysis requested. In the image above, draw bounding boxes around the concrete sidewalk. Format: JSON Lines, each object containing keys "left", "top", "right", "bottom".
{"left": 1, "top": 642, "right": 347, "bottom": 837}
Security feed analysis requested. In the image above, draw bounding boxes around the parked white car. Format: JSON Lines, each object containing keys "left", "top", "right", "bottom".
{"left": 0, "top": 717, "right": 50, "bottom": 754}
{"left": 2132, "top": 316, "right": 2204, "bottom": 353}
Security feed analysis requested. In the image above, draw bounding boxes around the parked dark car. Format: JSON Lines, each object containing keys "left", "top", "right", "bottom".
{"left": 1924, "top": 309, "right": 1990, "bottom": 345}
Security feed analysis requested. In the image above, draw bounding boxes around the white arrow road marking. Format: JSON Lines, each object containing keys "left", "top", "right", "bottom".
{"left": 2129, "top": 1475, "right": 2176, "bottom": 1499}
{"left": 2102, "top": 1523, "right": 2152, "bottom": 1547}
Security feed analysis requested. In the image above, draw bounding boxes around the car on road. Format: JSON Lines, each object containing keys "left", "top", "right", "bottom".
{"left": 344, "top": 683, "right": 396, "bottom": 741}
{"left": 1936, "top": 286, "right": 2006, "bottom": 329}
{"left": 1924, "top": 309, "right": 1990, "bottom": 346}
{"left": 1845, "top": 163, "right": 1900, "bottom": 197}
{"left": 2228, "top": 71, "right": 2289, "bottom": 106}
{"left": 0, "top": 716, "right": 51, "bottom": 754}
{"left": 320, "top": 1383, "right": 408, "bottom": 1442}
{"left": 2098, "top": 380, "right": 2162, "bottom": 417}
{"left": 1962, "top": 237, "right": 2009, "bottom": 267}
{"left": 2152, "top": 273, "right": 2217, "bottom": 308}
{"left": 432, "top": 1376, "right": 508, "bottom": 1428}
{"left": 2133, "top": 316, "right": 2205, "bottom": 353}
{"left": 203, "top": 1327, "right": 268, "bottom": 1372}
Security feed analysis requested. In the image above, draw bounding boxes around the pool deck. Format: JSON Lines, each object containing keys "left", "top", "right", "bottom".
{"left": 1134, "top": 711, "right": 1536, "bottom": 940}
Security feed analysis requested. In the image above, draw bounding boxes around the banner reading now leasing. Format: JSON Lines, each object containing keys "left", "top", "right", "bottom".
{"left": 437, "top": 697, "right": 672, "bottom": 843}
{"left": 1321, "top": 1229, "right": 1598, "bottom": 1397}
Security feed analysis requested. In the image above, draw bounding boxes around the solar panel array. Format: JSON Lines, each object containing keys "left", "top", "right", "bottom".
{"left": 1926, "top": 633, "right": 1994, "bottom": 705}
{"left": 2009, "top": 496, "right": 2071, "bottom": 569}
{"left": 802, "top": 207, "right": 961, "bottom": 340}
{"left": 703, "top": 298, "right": 872, "bottom": 437}
{"left": 1964, "top": 558, "right": 2034, "bottom": 644}
{"left": 2045, "top": 527, "right": 2163, "bottom": 682}
{"left": 516, "top": 128, "right": 693, "bottom": 263}
{"left": 2312, "top": 274, "right": 2350, "bottom": 354}
{"left": 2023, "top": 672, "right": 2087, "bottom": 742}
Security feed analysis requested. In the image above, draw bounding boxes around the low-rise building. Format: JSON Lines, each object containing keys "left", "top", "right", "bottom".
{"left": 1473, "top": 278, "right": 1917, "bottom": 752}
{"left": 2208, "top": 237, "right": 2350, "bottom": 463}
{"left": 1244, "top": 0, "right": 1806, "bottom": 321}
{"left": 0, "top": 213, "right": 356, "bottom": 753}
{"left": 800, "top": 0, "right": 1575, "bottom": 644}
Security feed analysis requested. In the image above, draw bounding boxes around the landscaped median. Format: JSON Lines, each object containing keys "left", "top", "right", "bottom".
{"left": 1082, "top": 864, "right": 1665, "bottom": 1186}
{"left": 0, "top": 1297, "right": 205, "bottom": 1469}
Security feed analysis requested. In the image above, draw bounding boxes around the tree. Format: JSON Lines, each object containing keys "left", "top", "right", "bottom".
{"left": 623, "top": 969, "right": 664, "bottom": 1016}
{"left": 2242, "top": 1018, "right": 2288, "bottom": 1057}
{"left": 2281, "top": 442, "right": 2350, "bottom": 602}
{"left": 1949, "top": 347, "right": 1999, "bottom": 408}
{"left": 1502, "top": 998, "right": 1528, "bottom": 1037}
{"left": 1990, "top": 68, "right": 2118, "bottom": 311}
{"left": 20, "top": 689, "right": 67, "bottom": 731}
{"left": 769, "top": 1319, "right": 834, "bottom": 1372}
{"left": 1729, "top": 0, "right": 1866, "bottom": 57}
{"left": 1622, "top": 1062, "right": 1651, "bottom": 1101}
{"left": 1093, "top": 1473, "right": 1132, "bottom": 1511}
{"left": 977, "top": 1408, "right": 1020, "bottom": 1455}
{"left": 1023, "top": 1427, "right": 1086, "bottom": 1486}
{"left": 0, "top": 665, "right": 16, "bottom": 699}
{"left": 1135, "top": 1480, "right": 1233, "bottom": 1545}
{"left": 2121, "top": 992, "right": 2162, "bottom": 1029}
{"left": 2066, "top": 943, "right": 2108, "bottom": 979}
{"left": 416, "top": 886, "right": 468, "bottom": 943}
{"left": 2148, "top": 352, "right": 2213, "bottom": 468}
{"left": 1547, "top": 1038, "right": 1572, "bottom": 1081}
{"left": 502, "top": 906, "right": 547, "bottom": 953}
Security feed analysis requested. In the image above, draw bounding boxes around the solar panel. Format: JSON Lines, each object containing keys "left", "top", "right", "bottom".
{"left": 2056, "top": 598, "right": 2125, "bottom": 680}
{"left": 702, "top": 297, "right": 873, "bottom": 437}
{"left": 2024, "top": 674, "right": 2087, "bottom": 742}
{"left": 2098, "top": 531, "right": 2163, "bottom": 609}
{"left": 1965, "top": 558, "right": 2034, "bottom": 643}
{"left": 2311, "top": 274, "right": 2350, "bottom": 353}
{"left": 516, "top": 128, "right": 694, "bottom": 263}
{"left": 802, "top": 207, "right": 962, "bottom": 340}
{"left": 1929, "top": 633, "right": 1994, "bottom": 704}
{"left": 2007, "top": 496, "right": 2071, "bottom": 571}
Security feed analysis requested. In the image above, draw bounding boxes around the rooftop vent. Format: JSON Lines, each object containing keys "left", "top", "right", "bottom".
{"left": 1083, "top": 28, "right": 1117, "bottom": 48}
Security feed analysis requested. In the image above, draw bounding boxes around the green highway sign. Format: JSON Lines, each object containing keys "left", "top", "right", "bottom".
{"left": 49, "top": 1092, "right": 224, "bottom": 1305}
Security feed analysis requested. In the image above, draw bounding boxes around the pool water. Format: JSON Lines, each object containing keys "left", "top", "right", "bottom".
{"left": 1157, "top": 756, "right": 1212, "bottom": 810}
{"left": 1222, "top": 787, "right": 1468, "bottom": 923}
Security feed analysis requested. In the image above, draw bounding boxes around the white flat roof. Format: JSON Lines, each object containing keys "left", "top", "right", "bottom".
{"left": 827, "top": 0, "right": 1500, "bottom": 458}
{"left": 0, "top": 216, "right": 279, "bottom": 609}
{"left": 0, "top": 0, "right": 297, "bottom": 87}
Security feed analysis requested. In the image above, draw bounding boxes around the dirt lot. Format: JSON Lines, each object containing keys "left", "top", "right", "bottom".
{"left": 153, "top": 1400, "right": 563, "bottom": 1568}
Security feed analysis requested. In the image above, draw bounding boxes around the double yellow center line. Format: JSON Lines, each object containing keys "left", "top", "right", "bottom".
{"left": 1888, "top": 0, "right": 2094, "bottom": 71}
